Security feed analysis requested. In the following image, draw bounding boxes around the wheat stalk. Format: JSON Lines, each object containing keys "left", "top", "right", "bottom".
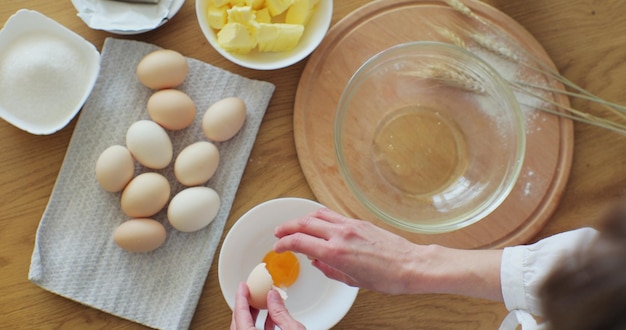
{"left": 443, "top": 0, "right": 488, "bottom": 25}
{"left": 401, "top": 63, "right": 486, "bottom": 94}
{"left": 433, "top": 2, "right": 626, "bottom": 134}
{"left": 514, "top": 85, "right": 626, "bottom": 134}
{"left": 466, "top": 27, "right": 626, "bottom": 121}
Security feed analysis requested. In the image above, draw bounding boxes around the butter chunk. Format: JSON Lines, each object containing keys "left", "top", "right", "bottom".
{"left": 255, "top": 8, "right": 272, "bottom": 23}
{"left": 213, "top": 0, "right": 230, "bottom": 6}
{"left": 286, "top": 0, "right": 319, "bottom": 25}
{"left": 227, "top": 5, "right": 255, "bottom": 24}
{"left": 265, "top": 0, "right": 294, "bottom": 16}
{"left": 256, "top": 23, "right": 304, "bottom": 52}
{"left": 207, "top": 5, "right": 228, "bottom": 29}
{"left": 246, "top": 0, "right": 265, "bottom": 9}
{"left": 217, "top": 22, "right": 257, "bottom": 54}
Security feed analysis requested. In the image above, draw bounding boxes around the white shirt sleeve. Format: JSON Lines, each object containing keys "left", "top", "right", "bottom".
{"left": 499, "top": 227, "right": 599, "bottom": 329}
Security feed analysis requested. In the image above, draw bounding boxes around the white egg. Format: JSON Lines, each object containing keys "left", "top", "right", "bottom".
{"left": 174, "top": 141, "right": 220, "bottom": 186}
{"left": 126, "top": 120, "right": 173, "bottom": 169}
{"left": 167, "top": 186, "right": 220, "bottom": 232}
{"left": 246, "top": 263, "right": 273, "bottom": 310}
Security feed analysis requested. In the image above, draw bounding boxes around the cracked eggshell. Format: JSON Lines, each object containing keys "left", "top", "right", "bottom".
{"left": 246, "top": 263, "right": 273, "bottom": 310}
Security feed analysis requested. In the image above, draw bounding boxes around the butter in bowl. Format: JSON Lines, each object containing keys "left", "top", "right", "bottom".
{"left": 196, "top": 0, "right": 333, "bottom": 70}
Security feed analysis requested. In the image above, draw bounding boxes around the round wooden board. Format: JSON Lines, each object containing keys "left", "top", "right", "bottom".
{"left": 294, "top": 0, "right": 574, "bottom": 249}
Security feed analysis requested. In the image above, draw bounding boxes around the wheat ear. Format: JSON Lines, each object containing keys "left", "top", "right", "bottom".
{"left": 438, "top": 1, "right": 626, "bottom": 134}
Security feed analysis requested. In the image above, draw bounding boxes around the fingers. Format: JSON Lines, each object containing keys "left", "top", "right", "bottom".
{"left": 274, "top": 209, "right": 331, "bottom": 239}
{"left": 265, "top": 289, "right": 305, "bottom": 330}
{"left": 312, "top": 259, "right": 359, "bottom": 287}
{"left": 317, "top": 207, "right": 351, "bottom": 224}
{"left": 273, "top": 208, "right": 352, "bottom": 256}
{"left": 232, "top": 282, "right": 257, "bottom": 329}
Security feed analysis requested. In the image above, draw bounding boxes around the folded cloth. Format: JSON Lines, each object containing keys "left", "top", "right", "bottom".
{"left": 28, "top": 38, "right": 275, "bottom": 330}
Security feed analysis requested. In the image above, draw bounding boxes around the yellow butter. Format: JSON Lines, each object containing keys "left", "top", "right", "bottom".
{"left": 213, "top": 0, "right": 231, "bottom": 7}
{"left": 256, "top": 23, "right": 304, "bottom": 52}
{"left": 207, "top": 5, "right": 228, "bottom": 30}
{"left": 227, "top": 5, "right": 255, "bottom": 24}
{"left": 246, "top": 0, "right": 265, "bottom": 9}
{"left": 217, "top": 22, "right": 257, "bottom": 54}
{"left": 255, "top": 8, "right": 272, "bottom": 23}
{"left": 285, "top": 0, "right": 318, "bottom": 25}
{"left": 265, "top": 0, "right": 294, "bottom": 17}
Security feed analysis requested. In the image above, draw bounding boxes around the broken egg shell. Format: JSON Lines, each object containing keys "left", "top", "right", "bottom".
{"left": 245, "top": 262, "right": 289, "bottom": 310}
{"left": 246, "top": 263, "right": 273, "bottom": 309}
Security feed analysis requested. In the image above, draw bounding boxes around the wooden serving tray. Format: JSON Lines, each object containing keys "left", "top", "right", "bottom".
{"left": 293, "top": 0, "right": 574, "bottom": 248}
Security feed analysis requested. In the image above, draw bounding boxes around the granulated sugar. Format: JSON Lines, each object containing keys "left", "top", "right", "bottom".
{"left": 0, "top": 32, "right": 92, "bottom": 130}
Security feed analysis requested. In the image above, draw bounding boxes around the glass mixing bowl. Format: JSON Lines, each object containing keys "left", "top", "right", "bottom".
{"left": 335, "top": 41, "right": 526, "bottom": 234}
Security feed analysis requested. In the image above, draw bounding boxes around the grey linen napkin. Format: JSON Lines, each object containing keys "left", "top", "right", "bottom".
{"left": 28, "top": 38, "right": 275, "bottom": 329}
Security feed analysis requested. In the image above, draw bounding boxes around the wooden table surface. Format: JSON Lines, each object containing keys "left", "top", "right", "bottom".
{"left": 1, "top": 0, "right": 625, "bottom": 329}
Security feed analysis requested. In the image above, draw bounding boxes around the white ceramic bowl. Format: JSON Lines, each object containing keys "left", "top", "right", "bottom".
{"left": 0, "top": 10, "right": 100, "bottom": 135}
{"left": 196, "top": 0, "right": 333, "bottom": 70}
{"left": 218, "top": 198, "right": 358, "bottom": 329}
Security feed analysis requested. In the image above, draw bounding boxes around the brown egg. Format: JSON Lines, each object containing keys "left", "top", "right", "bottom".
{"left": 136, "top": 49, "right": 188, "bottom": 90}
{"left": 202, "top": 97, "right": 247, "bottom": 142}
{"left": 114, "top": 218, "right": 167, "bottom": 253}
{"left": 120, "top": 172, "right": 170, "bottom": 218}
{"left": 95, "top": 145, "right": 135, "bottom": 192}
{"left": 147, "top": 89, "right": 196, "bottom": 130}
{"left": 174, "top": 141, "right": 220, "bottom": 186}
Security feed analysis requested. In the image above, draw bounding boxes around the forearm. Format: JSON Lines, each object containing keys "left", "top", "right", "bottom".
{"left": 403, "top": 244, "right": 503, "bottom": 301}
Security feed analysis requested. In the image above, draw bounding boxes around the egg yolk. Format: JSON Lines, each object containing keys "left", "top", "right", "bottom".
{"left": 262, "top": 250, "right": 300, "bottom": 288}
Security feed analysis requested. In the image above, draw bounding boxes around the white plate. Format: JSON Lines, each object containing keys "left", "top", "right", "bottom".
{"left": 0, "top": 9, "right": 100, "bottom": 135}
{"left": 72, "top": 0, "right": 185, "bottom": 35}
{"left": 196, "top": 0, "right": 333, "bottom": 70}
{"left": 218, "top": 197, "right": 359, "bottom": 329}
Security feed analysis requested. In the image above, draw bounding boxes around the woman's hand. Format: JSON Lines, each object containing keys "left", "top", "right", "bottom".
{"left": 273, "top": 208, "right": 422, "bottom": 294}
{"left": 230, "top": 282, "right": 305, "bottom": 330}
{"left": 273, "top": 208, "right": 503, "bottom": 301}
